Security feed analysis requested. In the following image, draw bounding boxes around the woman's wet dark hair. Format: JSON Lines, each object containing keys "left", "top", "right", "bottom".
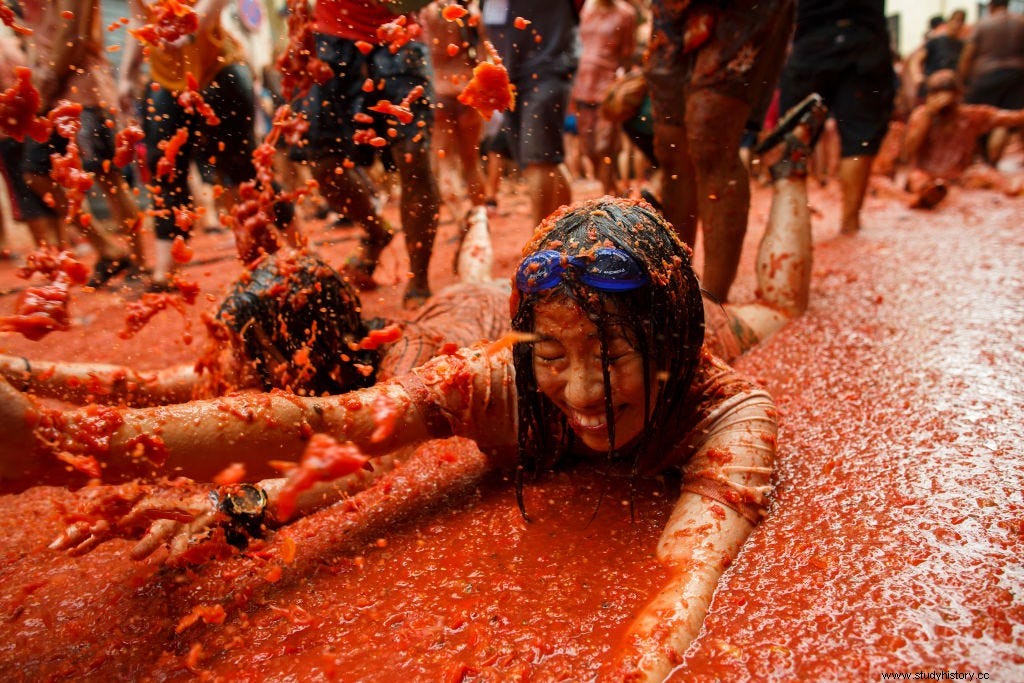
{"left": 510, "top": 197, "right": 705, "bottom": 511}
{"left": 216, "top": 250, "right": 379, "bottom": 395}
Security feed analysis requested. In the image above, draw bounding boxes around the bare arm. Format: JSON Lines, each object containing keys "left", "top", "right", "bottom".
{"left": 0, "top": 346, "right": 516, "bottom": 488}
{"left": 36, "top": 0, "right": 97, "bottom": 107}
{"left": 191, "top": 0, "right": 232, "bottom": 36}
{"left": 905, "top": 45, "right": 926, "bottom": 91}
{"left": 117, "top": 0, "right": 148, "bottom": 117}
{"left": 958, "top": 39, "right": 976, "bottom": 84}
{"left": 902, "top": 105, "right": 934, "bottom": 165}
{"left": 0, "top": 354, "right": 206, "bottom": 406}
{"left": 988, "top": 108, "right": 1024, "bottom": 130}
{"left": 612, "top": 391, "right": 777, "bottom": 680}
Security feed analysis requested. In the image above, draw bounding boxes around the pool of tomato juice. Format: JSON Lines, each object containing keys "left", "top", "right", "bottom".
{"left": 0, "top": 438, "right": 674, "bottom": 680}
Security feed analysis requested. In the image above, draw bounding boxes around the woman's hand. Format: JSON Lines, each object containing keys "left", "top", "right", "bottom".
{"left": 50, "top": 480, "right": 263, "bottom": 564}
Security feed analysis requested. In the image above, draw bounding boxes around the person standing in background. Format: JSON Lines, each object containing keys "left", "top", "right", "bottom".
{"left": 643, "top": 0, "right": 795, "bottom": 302}
{"left": 482, "top": 0, "right": 579, "bottom": 226}
{"left": 21, "top": 0, "right": 145, "bottom": 288}
{"left": 776, "top": 0, "right": 895, "bottom": 235}
{"left": 572, "top": 0, "right": 636, "bottom": 196}
{"left": 294, "top": 0, "right": 440, "bottom": 308}
{"left": 959, "top": 0, "right": 1024, "bottom": 166}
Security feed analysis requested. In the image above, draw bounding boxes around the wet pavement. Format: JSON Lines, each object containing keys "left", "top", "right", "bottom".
{"left": 0, "top": 176, "right": 1021, "bottom": 679}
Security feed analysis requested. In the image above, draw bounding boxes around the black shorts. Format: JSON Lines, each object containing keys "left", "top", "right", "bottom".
{"left": 144, "top": 63, "right": 260, "bottom": 240}
{"left": 780, "top": 24, "right": 895, "bottom": 157}
{"left": 965, "top": 67, "right": 1024, "bottom": 111}
{"left": 645, "top": 0, "right": 794, "bottom": 129}
{"left": 295, "top": 34, "right": 434, "bottom": 166}
{"left": 23, "top": 106, "right": 116, "bottom": 175}
{"left": 503, "top": 72, "right": 572, "bottom": 167}
{"left": 479, "top": 127, "right": 513, "bottom": 159}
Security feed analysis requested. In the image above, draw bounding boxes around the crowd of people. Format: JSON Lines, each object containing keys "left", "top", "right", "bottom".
{"left": 1, "top": 0, "right": 1023, "bottom": 679}
{"left": 1, "top": 2, "right": 1020, "bottom": 292}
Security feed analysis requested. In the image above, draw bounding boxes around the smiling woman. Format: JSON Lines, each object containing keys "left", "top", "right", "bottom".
{"left": 0, "top": 197, "right": 793, "bottom": 680}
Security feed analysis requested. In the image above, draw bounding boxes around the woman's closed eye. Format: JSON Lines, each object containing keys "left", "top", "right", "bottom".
{"left": 532, "top": 341, "right": 565, "bottom": 363}
{"left": 604, "top": 340, "right": 638, "bottom": 364}
{"left": 534, "top": 352, "right": 566, "bottom": 364}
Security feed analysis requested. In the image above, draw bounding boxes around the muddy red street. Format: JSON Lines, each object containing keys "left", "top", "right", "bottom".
{"left": 0, "top": 178, "right": 1021, "bottom": 679}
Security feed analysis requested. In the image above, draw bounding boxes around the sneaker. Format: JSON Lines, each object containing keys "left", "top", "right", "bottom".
{"left": 754, "top": 93, "right": 828, "bottom": 155}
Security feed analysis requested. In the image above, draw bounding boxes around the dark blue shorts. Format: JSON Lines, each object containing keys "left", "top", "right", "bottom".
{"left": 294, "top": 34, "right": 434, "bottom": 166}
{"left": 503, "top": 72, "right": 572, "bottom": 167}
{"left": 144, "top": 63, "right": 261, "bottom": 240}
{"left": 965, "top": 67, "right": 1024, "bottom": 111}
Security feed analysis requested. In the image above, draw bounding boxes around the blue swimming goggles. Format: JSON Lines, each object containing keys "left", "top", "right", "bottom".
{"left": 515, "top": 248, "right": 648, "bottom": 294}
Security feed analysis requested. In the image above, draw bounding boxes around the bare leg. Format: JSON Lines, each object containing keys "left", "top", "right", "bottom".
{"left": 987, "top": 127, "right": 1009, "bottom": 166}
{"left": 454, "top": 106, "right": 488, "bottom": 207}
{"left": 653, "top": 122, "right": 698, "bottom": 249}
{"left": 94, "top": 166, "right": 145, "bottom": 266}
{"left": 24, "top": 217, "right": 58, "bottom": 247}
{"left": 838, "top": 155, "right": 874, "bottom": 234}
{"left": 727, "top": 176, "right": 811, "bottom": 344}
{"left": 433, "top": 106, "right": 465, "bottom": 224}
{"left": 685, "top": 90, "right": 753, "bottom": 302}
{"left": 447, "top": 105, "right": 492, "bottom": 283}
{"left": 393, "top": 137, "right": 440, "bottom": 305}
{"left": 312, "top": 155, "right": 394, "bottom": 287}
{"left": 483, "top": 151, "right": 504, "bottom": 207}
{"left": 26, "top": 173, "right": 129, "bottom": 261}
{"left": 524, "top": 162, "right": 571, "bottom": 226}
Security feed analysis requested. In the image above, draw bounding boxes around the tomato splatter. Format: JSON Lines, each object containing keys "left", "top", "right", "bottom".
{"left": 376, "top": 15, "right": 421, "bottom": 55}
{"left": 275, "top": 0, "right": 334, "bottom": 100}
{"left": 457, "top": 56, "right": 515, "bottom": 121}
{"left": 357, "top": 323, "right": 403, "bottom": 350}
{"left": 177, "top": 73, "right": 221, "bottom": 126}
{"left": 155, "top": 127, "right": 189, "bottom": 180}
{"left": 129, "top": 0, "right": 199, "bottom": 50}
{"left": 274, "top": 434, "right": 371, "bottom": 521}
{"left": 0, "top": 67, "right": 50, "bottom": 141}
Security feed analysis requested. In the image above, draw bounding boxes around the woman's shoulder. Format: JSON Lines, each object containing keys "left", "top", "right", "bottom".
{"left": 656, "top": 350, "right": 776, "bottom": 469}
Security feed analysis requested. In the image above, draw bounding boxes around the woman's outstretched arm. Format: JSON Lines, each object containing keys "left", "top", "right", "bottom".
{"left": 0, "top": 376, "right": 427, "bottom": 488}
{"left": 612, "top": 370, "right": 777, "bottom": 680}
{"left": 0, "top": 346, "right": 517, "bottom": 489}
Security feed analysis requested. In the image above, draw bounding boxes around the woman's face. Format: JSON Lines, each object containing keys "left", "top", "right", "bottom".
{"left": 531, "top": 298, "right": 653, "bottom": 452}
